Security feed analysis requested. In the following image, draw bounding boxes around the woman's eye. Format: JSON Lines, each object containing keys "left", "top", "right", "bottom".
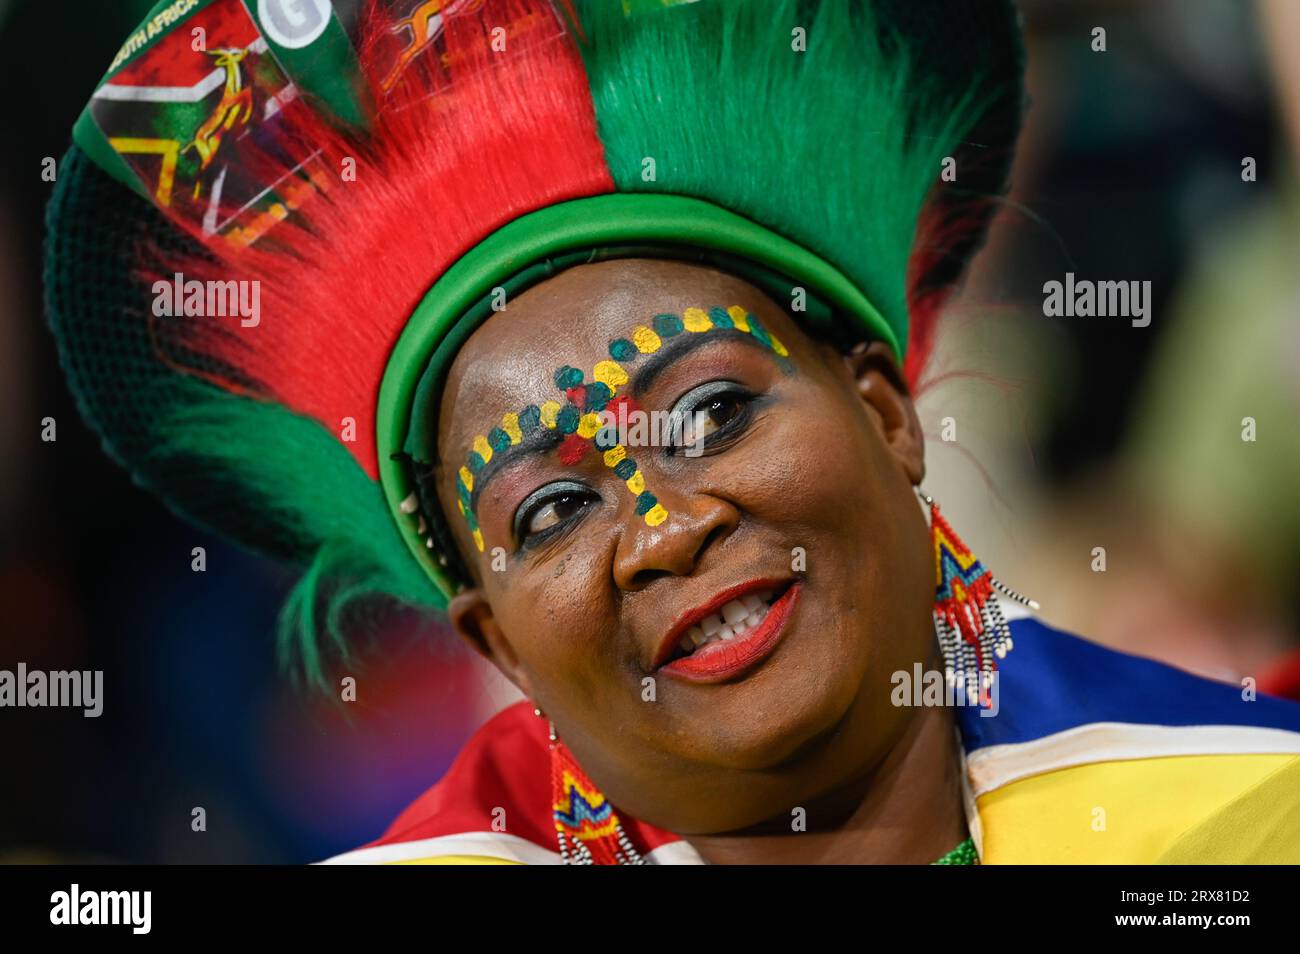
{"left": 525, "top": 495, "right": 584, "bottom": 535}
{"left": 669, "top": 381, "right": 753, "bottom": 451}
{"left": 692, "top": 394, "right": 744, "bottom": 438}
{"left": 514, "top": 481, "right": 595, "bottom": 545}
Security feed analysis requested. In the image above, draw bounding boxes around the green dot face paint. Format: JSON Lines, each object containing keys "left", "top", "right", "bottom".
{"left": 453, "top": 303, "right": 791, "bottom": 552}
{"left": 519, "top": 405, "right": 541, "bottom": 433}
{"left": 653, "top": 313, "right": 684, "bottom": 337}
{"left": 554, "top": 366, "right": 584, "bottom": 390}
{"left": 584, "top": 382, "right": 612, "bottom": 412}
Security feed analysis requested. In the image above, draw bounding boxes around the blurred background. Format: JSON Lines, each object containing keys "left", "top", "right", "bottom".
{"left": 0, "top": 0, "right": 1297, "bottom": 863}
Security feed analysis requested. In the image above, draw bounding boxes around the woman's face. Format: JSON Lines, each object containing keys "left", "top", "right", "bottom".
{"left": 433, "top": 258, "right": 936, "bottom": 834}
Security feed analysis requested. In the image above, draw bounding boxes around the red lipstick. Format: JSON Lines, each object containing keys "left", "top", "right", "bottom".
{"left": 654, "top": 579, "right": 801, "bottom": 684}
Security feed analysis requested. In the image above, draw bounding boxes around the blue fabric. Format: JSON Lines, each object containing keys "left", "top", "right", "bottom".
{"left": 956, "top": 617, "right": 1300, "bottom": 754}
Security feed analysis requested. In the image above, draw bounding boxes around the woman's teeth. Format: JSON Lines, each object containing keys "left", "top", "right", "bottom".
{"left": 679, "top": 591, "right": 775, "bottom": 655}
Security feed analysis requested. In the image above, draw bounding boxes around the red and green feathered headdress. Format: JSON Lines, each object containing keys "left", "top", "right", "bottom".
{"left": 45, "top": 0, "right": 1025, "bottom": 686}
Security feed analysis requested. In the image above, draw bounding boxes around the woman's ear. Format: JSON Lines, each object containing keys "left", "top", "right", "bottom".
{"left": 448, "top": 588, "right": 537, "bottom": 700}
{"left": 842, "top": 340, "right": 926, "bottom": 485}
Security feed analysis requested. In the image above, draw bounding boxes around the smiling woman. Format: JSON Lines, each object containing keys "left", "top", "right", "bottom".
{"left": 44, "top": 0, "right": 1300, "bottom": 866}
{"left": 428, "top": 259, "right": 948, "bottom": 850}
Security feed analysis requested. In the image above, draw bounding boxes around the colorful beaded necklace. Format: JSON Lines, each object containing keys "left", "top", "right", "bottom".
{"left": 932, "top": 837, "right": 978, "bottom": 865}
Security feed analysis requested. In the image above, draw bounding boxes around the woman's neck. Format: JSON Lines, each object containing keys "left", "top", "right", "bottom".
{"left": 680, "top": 702, "right": 968, "bottom": 864}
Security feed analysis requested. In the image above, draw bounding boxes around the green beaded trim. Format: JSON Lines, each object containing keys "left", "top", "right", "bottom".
{"left": 931, "top": 837, "right": 978, "bottom": 865}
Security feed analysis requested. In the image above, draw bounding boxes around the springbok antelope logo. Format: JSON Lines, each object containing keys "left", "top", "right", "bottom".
{"left": 381, "top": 0, "right": 486, "bottom": 92}
{"left": 183, "top": 48, "right": 254, "bottom": 199}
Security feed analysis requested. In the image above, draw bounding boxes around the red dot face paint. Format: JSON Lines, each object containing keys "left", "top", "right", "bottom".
{"left": 557, "top": 433, "right": 589, "bottom": 466}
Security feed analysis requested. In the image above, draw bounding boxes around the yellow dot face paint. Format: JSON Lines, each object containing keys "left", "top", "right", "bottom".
{"left": 592, "top": 360, "right": 629, "bottom": 391}
{"left": 450, "top": 303, "right": 795, "bottom": 556}
{"left": 632, "top": 326, "right": 661, "bottom": 353}
{"left": 502, "top": 412, "right": 523, "bottom": 444}
{"left": 682, "top": 307, "right": 712, "bottom": 332}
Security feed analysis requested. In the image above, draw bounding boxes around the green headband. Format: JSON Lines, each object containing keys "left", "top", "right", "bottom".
{"left": 377, "top": 192, "right": 897, "bottom": 601}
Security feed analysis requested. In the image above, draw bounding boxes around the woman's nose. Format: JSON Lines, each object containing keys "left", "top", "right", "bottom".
{"left": 611, "top": 490, "right": 740, "bottom": 591}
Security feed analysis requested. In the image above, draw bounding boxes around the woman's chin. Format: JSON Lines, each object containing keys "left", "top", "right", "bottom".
{"left": 665, "top": 640, "right": 863, "bottom": 773}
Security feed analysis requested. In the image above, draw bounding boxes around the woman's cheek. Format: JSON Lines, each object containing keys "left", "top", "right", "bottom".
{"left": 732, "top": 408, "right": 867, "bottom": 532}
{"left": 496, "top": 549, "right": 616, "bottom": 673}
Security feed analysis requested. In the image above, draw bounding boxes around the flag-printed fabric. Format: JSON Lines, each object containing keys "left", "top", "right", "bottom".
{"left": 319, "top": 607, "right": 1300, "bottom": 865}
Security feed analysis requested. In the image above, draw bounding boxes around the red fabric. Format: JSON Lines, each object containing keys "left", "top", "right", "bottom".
{"left": 369, "top": 700, "right": 683, "bottom": 857}
{"left": 152, "top": 0, "right": 614, "bottom": 478}
{"left": 111, "top": 2, "right": 259, "bottom": 87}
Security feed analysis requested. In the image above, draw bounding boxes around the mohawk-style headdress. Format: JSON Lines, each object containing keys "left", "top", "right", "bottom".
{"left": 45, "top": 0, "right": 1025, "bottom": 686}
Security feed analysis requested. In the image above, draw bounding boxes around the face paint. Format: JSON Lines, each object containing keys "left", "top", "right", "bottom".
{"left": 454, "top": 304, "right": 790, "bottom": 552}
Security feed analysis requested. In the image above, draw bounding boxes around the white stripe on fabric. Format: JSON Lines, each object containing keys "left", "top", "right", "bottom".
{"left": 955, "top": 728, "right": 984, "bottom": 862}
{"left": 93, "top": 39, "right": 269, "bottom": 102}
{"left": 317, "top": 829, "right": 708, "bottom": 866}
{"left": 94, "top": 68, "right": 226, "bottom": 102}
{"left": 966, "top": 722, "right": 1300, "bottom": 798}
{"left": 315, "top": 831, "right": 561, "bottom": 866}
{"left": 643, "top": 840, "right": 706, "bottom": 864}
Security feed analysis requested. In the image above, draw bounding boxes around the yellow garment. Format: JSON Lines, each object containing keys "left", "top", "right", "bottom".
{"left": 319, "top": 617, "right": 1300, "bottom": 867}
{"left": 1156, "top": 756, "right": 1300, "bottom": 863}
{"left": 978, "top": 754, "right": 1300, "bottom": 864}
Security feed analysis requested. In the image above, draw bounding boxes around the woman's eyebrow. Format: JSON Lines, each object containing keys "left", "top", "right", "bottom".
{"left": 468, "top": 427, "right": 564, "bottom": 514}
{"left": 463, "top": 332, "right": 761, "bottom": 514}
{"left": 453, "top": 308, "right": 790, "bottom": 548}
{"left": 630, "top": 327, "right": 778, "bottom": 395}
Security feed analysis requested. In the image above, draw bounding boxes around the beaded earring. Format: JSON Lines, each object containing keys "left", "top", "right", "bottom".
{"left": 921, "top": 492, "right": 1037, "bottom": 708}
{"left": 535, "top": 707, "right": 644, "bottom": 865}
